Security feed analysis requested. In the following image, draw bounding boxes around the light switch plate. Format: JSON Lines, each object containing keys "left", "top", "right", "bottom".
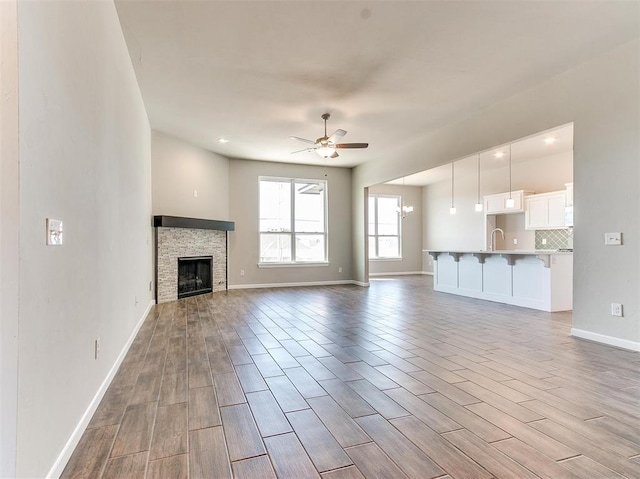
{"left": 46, "top": 218, "right": 63, "bottom": 245}
{"left": 604, "top": 232, "right": 622, "bottom": 245}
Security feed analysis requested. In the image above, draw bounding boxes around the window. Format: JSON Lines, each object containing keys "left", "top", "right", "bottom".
{"left": 259, "top": 178, "right": 327, "bottom": 264}
{"left": 368, "top": 195, "right": 401, "bottom": 259}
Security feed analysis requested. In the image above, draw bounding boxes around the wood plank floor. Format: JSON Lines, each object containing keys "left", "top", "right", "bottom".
{"left": 62, "top": 275, "right": 640, "bottom": 479}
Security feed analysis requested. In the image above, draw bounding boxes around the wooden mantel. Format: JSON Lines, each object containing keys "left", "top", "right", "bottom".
{"left": 153, "top": 215, "right": 235, "bottom": 232}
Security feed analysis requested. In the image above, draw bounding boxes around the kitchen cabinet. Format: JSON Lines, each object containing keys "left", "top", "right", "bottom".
{"left": 484, "top": 190, "right": 532, "bottom": 214}
{"left": 565, "top": 182, "right": 574, "bottom": 206}
{"left": 525, "top": 190, "right": 567, "bottom": 230}
{"left": 428, "top": 250, "right": 573, "bottom": 312}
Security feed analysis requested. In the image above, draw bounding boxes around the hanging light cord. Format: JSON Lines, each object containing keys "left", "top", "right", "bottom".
{"left": 402, "top": 176, "right": 405, "bottom": 211}
{"left": 508, "top": 144, "right": 512, "bottom": 199}
{"left": 477, "top": 154, "right": 481, "bottom": 204}
{"left": 451, "top": 162, "right": 455, "bottom": 208}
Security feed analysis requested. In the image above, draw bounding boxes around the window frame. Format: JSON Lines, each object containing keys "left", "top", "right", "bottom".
{"left": 368, "top": 194, "right": 402, "bottom": 260}
{"left": 258, "top": 176, "right": 329, "bottom": 266}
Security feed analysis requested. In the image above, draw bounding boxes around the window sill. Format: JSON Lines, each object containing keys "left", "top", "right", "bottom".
{"left": 369, "top": 257, "right": 403, "bottom": 262}
{"left": 258, "top": 262, "right": 330, "bottom": 268}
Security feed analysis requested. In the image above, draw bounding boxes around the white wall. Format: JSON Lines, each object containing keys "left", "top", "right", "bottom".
{"left": 0, "top": 1, "right": 19, "bottom": 476}
{"left": 16, "top": 2, "right": 152, "bottom": 477}
{"left": 152, "top": 131, "right": 230, "bottom": 220}
{"left": 422, "top": 151, "right": 572, "bottom": 262}
{"left": 354, "top": 39, "right": 639, "bottom": 348}
{"left": 368, "top": 184, "right": 423, "bottom": 275}
{"left": 229, "top": 159, "right": 352, "bottom": 287}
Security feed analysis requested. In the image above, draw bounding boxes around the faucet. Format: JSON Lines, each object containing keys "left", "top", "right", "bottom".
{"left": 489, "top": 228, "right": 505, "bottom": 251}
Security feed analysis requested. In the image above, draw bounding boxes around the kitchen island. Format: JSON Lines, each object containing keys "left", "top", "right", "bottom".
{"left": 426, "top": 250, "right": 573, "bottom": 312}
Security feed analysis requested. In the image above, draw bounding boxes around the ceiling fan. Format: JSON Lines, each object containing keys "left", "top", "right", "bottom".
{"left": 290, "top": 113, "right": 369, "bottom": 159}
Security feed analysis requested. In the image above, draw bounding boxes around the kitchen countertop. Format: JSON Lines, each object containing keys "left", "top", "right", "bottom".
{"left": 423, "top": 249, "right": 572, "bottom": 267}
{"left": 423, "top": 249, "right": 573, "bottom": 255}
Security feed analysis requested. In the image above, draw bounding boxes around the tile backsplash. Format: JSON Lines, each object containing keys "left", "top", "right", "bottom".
{"left": 535, "top": 229, "right": 573, "bottom": 250}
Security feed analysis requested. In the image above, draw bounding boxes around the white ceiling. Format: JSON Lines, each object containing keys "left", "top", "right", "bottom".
{"left": 114, "top": 1, "right": 638, "bottom": 169}
{"left": 388, "top": 122, "right": 574, "bottom": 186}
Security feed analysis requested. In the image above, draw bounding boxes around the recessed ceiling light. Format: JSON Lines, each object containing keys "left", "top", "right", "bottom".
{"left": 544, "top": 137, "right": 556, "bottom": 144}
{"left": 494, "top": 152, "right": 505, "bottom": 158}
{"left": 218, "top": 138, "right": 229, "bottom": 144}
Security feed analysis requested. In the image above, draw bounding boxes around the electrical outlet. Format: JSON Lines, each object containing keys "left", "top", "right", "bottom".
{"left": 338, "top": 267, "right": 343, "bottom": 273}
{"left": 611, "top": 303, "right": 623, "bottom": 317}
{"left": 604, "top": 232, "right": 622, "bottom": 245}
{"left": 148, "top": 281, "right": 152, "bottom": 291}
{"left": 542, "top": 238, "right": 547, "bottom": 245}
{"left": 513, "top": 238, "right": 518, "bottom": 245}
{"left": 135, "top": 296, "right": 138, "bottom": 306}
{"left": 46, "top": 218, "right": 63, "bottom": 246}
{"left": 240, "top": 269, "right": 245, "bottom": 276}
{"left": 94, "top": 338, "right": 100, "bottom": 360}
{"left": 193, "top": 190, "right": 198, "bottom": 198}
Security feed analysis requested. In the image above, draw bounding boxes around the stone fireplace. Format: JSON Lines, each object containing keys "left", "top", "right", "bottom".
{"left": 154, "top": 216, "right": 235, "bottom": 303}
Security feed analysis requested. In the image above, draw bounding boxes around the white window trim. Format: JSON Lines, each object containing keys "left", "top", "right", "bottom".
{"left": 369, "top": 194, "right": 402, "bottom": 260}
{"left": 258, "top": 262, "right": 330, "bottom": 268}
{"left": 259, "top": 176, "right": 328, "bottom": 265}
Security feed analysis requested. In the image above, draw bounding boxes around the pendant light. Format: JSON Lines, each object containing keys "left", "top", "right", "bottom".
{"left": 401, "top": 203, "right": 414, "bottom": 218}
{"left": 475, "top": 153, "right": 483, "bottom": 212}
{"left": 397, "top": 177, "right": 414, "bottom": 219}
{"left": 449, "top": 161, "right": 456, "bottom": 215}
{"left": 505, "top": 144, "right": 515, "bottom": 208}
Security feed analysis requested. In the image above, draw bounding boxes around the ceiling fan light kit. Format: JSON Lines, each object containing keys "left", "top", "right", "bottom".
{"left": 291, "top": 113, "right": 369, "bottom": 159}
{"left": 317, "top": 146, "right": 336, "bottom": 158}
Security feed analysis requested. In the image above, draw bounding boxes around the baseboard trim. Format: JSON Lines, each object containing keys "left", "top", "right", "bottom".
{"left": 369, "top": 271, "right": 424, "bottom": 277}
{"left": 571, "top": 328, "right": 640, "bottom": 352}
{"left": 47, "top": 300, "right": 155, "bottom": 479}
{"left": 228, "top": 280, "right": 356, "bottom": 290}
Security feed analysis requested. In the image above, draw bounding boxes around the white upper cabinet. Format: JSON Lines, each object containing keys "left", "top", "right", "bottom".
{"left": 525, "top": 190, "right": 567, "bottom": 230}
{"left": 565, "top": 182, "right": 574, "bottom": 206}
{"left": 484, "top": 190, "right": 532, "bottom": 214}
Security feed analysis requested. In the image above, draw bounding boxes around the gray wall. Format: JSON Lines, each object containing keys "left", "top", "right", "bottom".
{"left": 422, "top": 150, "right": 573, "bottom": 265}
{"left": 0, "top": 1, "right": 19, "bottom": 476}
{"left": 354, "top": 39, "right": 639, "bottom": 347}
{"left": 150, "top": 135, "right": 353, "bottom": 288}
{"left": 368, "top": 184, "right": 423, "bottom": 275}
{"left": 229, "top": 159, "right": 352, "bottom": 287}
{"left": 15, "top": 2, "right": 152, "bottom": 477}
{"left": 152, "top": 131, "right": 230, "bottom": 220}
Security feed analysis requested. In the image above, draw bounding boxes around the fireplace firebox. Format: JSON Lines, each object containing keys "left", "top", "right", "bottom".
{"left": 177, "top": 256, "right": 213, "bottom": 299}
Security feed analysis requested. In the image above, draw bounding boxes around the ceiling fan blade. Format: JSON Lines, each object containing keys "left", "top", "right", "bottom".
{"left": 335, "top": 143, "right": 368, "bottom": 149}
{"left": 291, "top": 147, "right": 316, "bottom": 154}
{"left": 330, "top": 151, "right": 339, "bottom": 158}
{"left": 289, "top": 136, "right": 316, "bottom": 145}
{"left": 328, "top": 129, "right": 346, "bottom": 143}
